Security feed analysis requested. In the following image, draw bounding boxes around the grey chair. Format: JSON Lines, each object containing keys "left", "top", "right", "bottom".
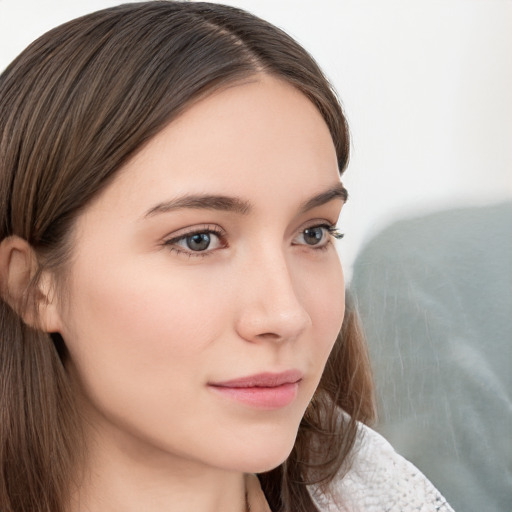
{"left": 350, "top": 201, "right": 512, "bottom": 512}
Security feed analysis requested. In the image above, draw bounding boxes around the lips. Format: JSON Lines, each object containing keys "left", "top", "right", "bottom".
{"left": 211, "top": 369, "right": 303, "bottom": 388}
{"left": 208, "top": 370, "right": 303, "bottom": 409}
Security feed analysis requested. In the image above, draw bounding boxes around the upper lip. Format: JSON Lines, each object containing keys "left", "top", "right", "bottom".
{"left": 210, "top": 369, "right": 303, "bottom": 388}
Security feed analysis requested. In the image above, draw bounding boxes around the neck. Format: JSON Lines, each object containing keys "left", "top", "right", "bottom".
{"left": 68, "top": 422, "right": 249, "bottom": 512}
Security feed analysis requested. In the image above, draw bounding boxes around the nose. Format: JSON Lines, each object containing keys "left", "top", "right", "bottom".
{"left": 234, "top": 250, "right": 312, "bottom": 344}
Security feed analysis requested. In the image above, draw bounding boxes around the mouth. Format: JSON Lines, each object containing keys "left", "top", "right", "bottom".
{"left": 208, "top": 370, "right": 303, "bottom": 409}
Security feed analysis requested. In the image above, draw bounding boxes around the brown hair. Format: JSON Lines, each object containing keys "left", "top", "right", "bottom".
{"left": 0, "top": 2, "right": 374, "bottom": 511}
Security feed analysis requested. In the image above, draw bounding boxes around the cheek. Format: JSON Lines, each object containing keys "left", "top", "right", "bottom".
{"left": 298, "top": 252, "right": 345, "bottom": 371}
{"left": 70, "top": 257, "right": 221, "bottom": 335}
{"left": 58, "top": 260, "right": 237, "bottom": 449}
{"left": 56, "top": 242, "right": 345, "bottom": 471}
{"left": 309, "top": 252, "right": 345, "bottom": 328}
{"left": 60, "top": 258, "right": 232, "bottom": 399}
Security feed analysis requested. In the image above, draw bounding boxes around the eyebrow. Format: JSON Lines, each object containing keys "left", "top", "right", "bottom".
{"left": 144, "top": 195, "right": 251, "bottom": 217}
{"left": 143, "top": 183, "right": 347, "bottom": 219}
{"left": 298, "top": 183, "right": 348, "bottom": 213}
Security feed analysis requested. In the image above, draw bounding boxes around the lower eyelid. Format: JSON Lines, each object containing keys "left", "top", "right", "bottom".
{"left": 166, "top": 246, "right": 213, "bottom": 258}
{"left": 163, "top": 228, "right": 226, "bottom": 257}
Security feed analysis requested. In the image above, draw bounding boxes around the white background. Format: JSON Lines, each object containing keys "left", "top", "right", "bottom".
{"left": 1, "top": 0, "right": 511, "bottom": 278}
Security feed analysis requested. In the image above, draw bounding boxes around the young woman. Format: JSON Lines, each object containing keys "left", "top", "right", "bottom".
{"left": 0, "top": 2, "right": 454, "bottom": 511}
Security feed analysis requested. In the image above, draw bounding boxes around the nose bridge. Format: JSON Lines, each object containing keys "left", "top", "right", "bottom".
{"left": 235, "top": 241, "right": 311, "bottom": 342}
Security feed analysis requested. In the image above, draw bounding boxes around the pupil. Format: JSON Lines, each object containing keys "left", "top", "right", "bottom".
{"left": 304, "top": 227, "right": 322, "bottom": 245}
{"left": 186, "top": 233, "right": 210, "bottom": 251}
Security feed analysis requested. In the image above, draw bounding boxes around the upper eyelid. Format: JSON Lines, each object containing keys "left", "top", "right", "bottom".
{"left": 160, "top": 216, "right": 342, "bottom": 249}
{"left": 164, "top": 224, "right": 225, "bottom": 241}
{"left": 163, "top": 220, "right": 338, "bottom": 240}
{"left": 164, "top": 221, "right": 335, "bottom": 239}
{"left": 293, "top": 223, "right": 336, "bottom": 239}
{"left": 296, "top": 218, "right": 338, "bottom": 232}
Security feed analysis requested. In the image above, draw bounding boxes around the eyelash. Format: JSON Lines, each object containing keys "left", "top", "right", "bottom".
{"left": 163, "top": 224, "right": 226, "bottom": 258}
{"left": 163, "top": 223, "right": 344, "bottom": 258}
{"left": 292, "top": 224, "right": 344, "bottom": 254}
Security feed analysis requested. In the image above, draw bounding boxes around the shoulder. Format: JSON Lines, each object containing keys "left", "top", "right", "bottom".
{"left": 308, "top": 423, "right": 455, "bottom": 512}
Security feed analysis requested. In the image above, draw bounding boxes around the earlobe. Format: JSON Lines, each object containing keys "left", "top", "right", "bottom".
{"left": 0, "top": 235, "right": 62, "bottom": 332}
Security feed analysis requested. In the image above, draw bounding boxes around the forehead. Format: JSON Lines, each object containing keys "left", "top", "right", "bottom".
{"left": 83, "top": 75, "right": 340, "bottom": 219}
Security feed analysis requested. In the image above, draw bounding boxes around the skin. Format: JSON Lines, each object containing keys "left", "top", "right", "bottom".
{"left": 48, "top": 75, "right": 346, "bottom": 512}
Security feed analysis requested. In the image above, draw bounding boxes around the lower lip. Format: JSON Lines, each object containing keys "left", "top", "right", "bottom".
{"left": 209, "top": 382, "right": 299, "bottom": 409}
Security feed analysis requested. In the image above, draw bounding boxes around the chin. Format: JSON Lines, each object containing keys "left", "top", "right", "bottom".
{"left": 219, "top": 423, "right": 300, "bottom": 474}
{"left": 248, "top": 451, "right": 294, "bottom": 475}
{"left": 230, "top": 451, "right": 294, "bottom": 475}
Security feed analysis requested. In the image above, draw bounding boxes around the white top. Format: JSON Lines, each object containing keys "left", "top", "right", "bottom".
{"left": 308, "top": 424, "right": 455, "bottom": 512}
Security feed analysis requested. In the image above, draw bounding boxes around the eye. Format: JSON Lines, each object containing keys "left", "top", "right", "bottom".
{"left": 294, "top": 224, "right": 344, "bottom": 248}
{"left": 302, "top": 226, "right": 327, "bottom": 246}
{"left": 184, "top": 233, "right": 213, "bottom": 251}
{"left": 164, "top": 226, "right": 226, "bottom": 256}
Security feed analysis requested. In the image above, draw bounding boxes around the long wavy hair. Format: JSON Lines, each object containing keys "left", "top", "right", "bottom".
{"left": 0, "top": 2, "right": 375, "bottom": 511}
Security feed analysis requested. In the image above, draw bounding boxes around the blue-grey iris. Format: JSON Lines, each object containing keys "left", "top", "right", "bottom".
{"left": 186, "top": 233, "right": 211, "bottom": 251}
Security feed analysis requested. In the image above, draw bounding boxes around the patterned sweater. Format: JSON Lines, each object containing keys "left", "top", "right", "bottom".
{"left": 309, "top": 424, "right": 455, "bottom": 512}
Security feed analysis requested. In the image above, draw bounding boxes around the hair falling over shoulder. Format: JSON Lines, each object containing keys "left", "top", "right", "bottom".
{"left": 0, "top": 3, "right": 375, "bottom": 511}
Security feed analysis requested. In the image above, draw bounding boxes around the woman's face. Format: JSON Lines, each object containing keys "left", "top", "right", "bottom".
{"left": 55, "top": 75, "right": 345, "bottom": 474}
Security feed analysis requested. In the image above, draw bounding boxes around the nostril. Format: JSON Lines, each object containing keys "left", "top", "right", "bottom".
{"left": 256, "top": 332, "right": 282, "bottom": 341}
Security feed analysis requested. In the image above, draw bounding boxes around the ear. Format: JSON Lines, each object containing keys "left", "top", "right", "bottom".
{"left": 0, "top": 235, "right": 62, "bottom": 332}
